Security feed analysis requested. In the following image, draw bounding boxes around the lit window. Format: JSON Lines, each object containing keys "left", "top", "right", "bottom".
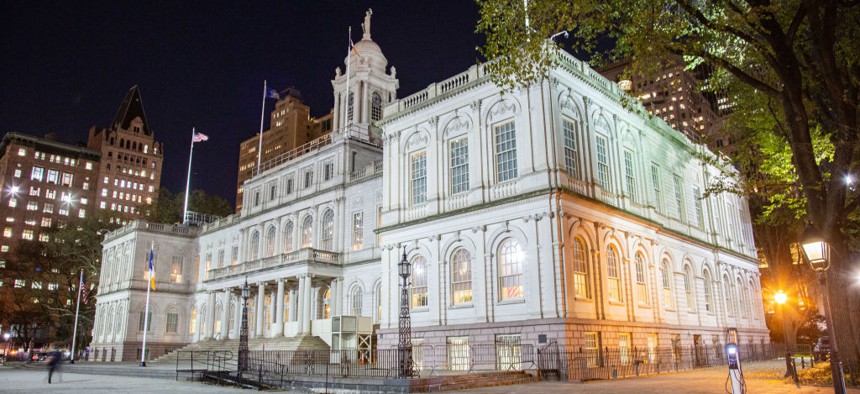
{"left": 17, "top": 148, "right": 26, "bottom": 156}
{"left": 606, "top": 246, "right": 622, "bottom": 302}
{"left": 494, "top": 122, "right": 517, "bottom": 182}
{"left": 300, "top": 215, "right": 313, "bottom": 248}
{"left": 22, "top": 230, "right": 34, "bottom": 240}
{"left": 572, "top": 238, "right": 589, "bottom": 298}
{"left": 498, "top": 239, "right": 523, "bottom": 300}
{"left": 410, "top": 152, "right": 427, "bottom": 204}
{"left": 26, "top": 201, "right": 38, "bottom": 211}
{"left": 41, "top": 217, "right": 51, "bottom": 227}
{"left": 635, "top": 252, "right": 649, "bottom": 305}
{"left": 3, "top": 228, "right": 12, "bottom": 238}
{"left": 166, "top": 313, "right": 178, "bottom": 333}
{"left": 31, "top": 167, "right": 44, "bottom": 181}
{"left": 451, "top": 248, "right": 472, "bottom": 304}
{"left": 584, "top": 332, "right": 599, "bottom": 367}
{"left": 351, "top": 287, "right": 363, "bottom": 316}
{"left": 8, "top": 199, "right": 16, "bottom": 208}
{"left": 85, "top": 162, "right": 93, "bottom": 170}
{"left": 78, "top": 209, "right": 86, "bottom": 218}
{"left": 352, "top": 212, "right": 363, "bottom": 250}
{"left": 410, "top": 256, "right": 428, "bottom": 308}
{"left": 449, "top": 138, "right": 469, "bottom": 195}
{"left": 320, "top": 209, "right": 335, "bottom": 250}
{"left": 370, "top": 92, "right": 383, "bottom": 122}
{"left": 13, "top": 169, "right": 21, "bottom": 178}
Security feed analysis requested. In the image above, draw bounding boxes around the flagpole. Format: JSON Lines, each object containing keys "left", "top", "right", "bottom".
{"left": 345, "top": 27, "right": 351, "bottom": 129}
{"left": 182, "top": 127, "right": 195, "bottom": 224}
{"left": 69, "top": 268, "right": 83, "bottom": 364}
{"left": 140, "top": 242, "right": 153, "bottom": 367}
{"left": 256, "top": 80, "right": 267, "bottom": 170}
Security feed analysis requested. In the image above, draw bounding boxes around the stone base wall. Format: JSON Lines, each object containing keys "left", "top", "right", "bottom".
{"left": 90, "top": 340, "right": 189, "bottom": 362}
{"left": 377, "top": 318, "right": 769, "bottom": 360}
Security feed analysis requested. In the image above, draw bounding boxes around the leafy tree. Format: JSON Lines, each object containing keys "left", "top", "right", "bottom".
{"left": 477, "top": 0, "right": 860, "bottom": 370}
{"left": 0, "top": 214, "right": 117, "bottom": 351}
{"left": 152, "top": 188, "right": 233, "bottom": 224}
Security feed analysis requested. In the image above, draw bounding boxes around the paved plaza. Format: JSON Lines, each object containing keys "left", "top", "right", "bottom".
{"left": 0, "top": 360, "right": 857, "bottom": 393}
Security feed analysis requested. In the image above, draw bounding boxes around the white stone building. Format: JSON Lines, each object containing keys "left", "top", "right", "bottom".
{"left": 90, "top": 11, "right": 767, "bottom": 364}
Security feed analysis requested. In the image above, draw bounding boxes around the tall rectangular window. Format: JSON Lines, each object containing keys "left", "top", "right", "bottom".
{"left": 447, "top": 336, "right": 470, "bottom": 371}
{"left": 61, "top": 172, "right": 74, "bottom": 187}
{"left": 231, "top": 246, "right": 238, "bottom": 265}
{"left": 595, "top": 136, "right": 610, "bottom": 189}
{"left": 286, "top": 177, "right": 294, "bottom": 194}
{"left": 562, "top": 119, "right": 579, "bottom": 179}
{"left": 410, "top": 152, "right": 427, "bottom": 205}
{"left": 323, "top": 162, "right": 334, "bottom": 181}
{"left": 673, "top": 175, "right": 684, "bottom": 219}
{"left": 584, "top": 332, "right": 600, "bottom": 367}
{"left": 352, "top": 212, "right": 364, "bottom": 250}
{"left": 449, "top": 138, "right": 469, "bottom": 194}
{"left": 170, "top": 256, "right": 182, "bottom": 283}
{"left": 494, "top": 122, "right": 518, "bottom": 182}
{"left": 619, "top": 333, "right": 632, "bottom": 365}
{"left": 650, "top": 164, "right": 662, "bottom": 212}
{"left": 693, "top": 186, "right": 704, "bottom": 229}
{"left": 47, "top": 170, "right": 59, "bottom": 184}
{"left": 303, "top": 170, "right": 313, "bottom": 189}
{"left": 623, "top": 150, "right": 636, "bottom": 200}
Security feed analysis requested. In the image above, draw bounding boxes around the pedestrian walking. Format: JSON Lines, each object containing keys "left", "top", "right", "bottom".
{"left": 46, "top": 350, "right": 62, "bottom": 384}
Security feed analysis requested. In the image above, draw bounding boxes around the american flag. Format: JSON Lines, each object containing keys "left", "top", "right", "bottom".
{"left": 192, "top": 132, "right": 209, "bottom": 143}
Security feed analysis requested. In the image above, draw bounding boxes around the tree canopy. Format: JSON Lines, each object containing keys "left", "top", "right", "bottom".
{"left": 477, "top": 0, "right": 860, "bottom": 370}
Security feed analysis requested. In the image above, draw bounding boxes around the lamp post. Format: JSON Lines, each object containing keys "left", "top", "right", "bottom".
{"left": 773, "top": 290, "right": 793, "bottom": 378}
{"left": 397, "top": 247, "right": 414, "bottom": 378}
{"left": 238, "top": 277, "right": 250, "bottom": 377}
{"left": 800, "top": 224, "right": 847, "bottom": 394}
{"left": 3, "top": 332, "right": 10, "bottom": 366}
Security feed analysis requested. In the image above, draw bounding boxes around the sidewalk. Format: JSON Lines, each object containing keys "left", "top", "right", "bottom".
{"left": 459, "top": 360, "right": 860, "bottom": 394}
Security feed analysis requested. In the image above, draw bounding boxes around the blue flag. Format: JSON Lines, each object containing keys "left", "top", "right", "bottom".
{"left": 266, "top": 88, "right": 280, "bottom": 100}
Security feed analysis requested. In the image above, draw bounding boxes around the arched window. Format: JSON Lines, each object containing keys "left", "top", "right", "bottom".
{"left": 188, "top": 306, "right": 197, "bottom": 335}
{"left": 228, "top": 300, "right": 235, "bottom": 335}
{"left": 374, "top": 282, "right": 382, "bottom": 323}
{"left": 351, "top": 286, "right": 363, "bottom": 316}
{"left": 450, "top": 248, "right": 472, "bottom": 304}
{"left": 738, "top": 278, "right": 748, "bottom": 319}
{"left": 572, "top": 238, "right": 589, "bottom": 298}
{"left": 320, "top": 209, "right": 335, "bottom": 250}
{"left": 635, "top": 252, "right": 648, "bottom": 305}
{"left": 703, "top": 269, "right": 713, "bottom": 312}
{"left": 498, "top": 239, "right": 524, "bottom": 300}
{"left": 265, "top": 226, "right": 276, "bottom": 257}
{"left": 684, "top": 265, "right": 695, "bottom": 312}
{"left": 723, "top": 275, "right": 734, "bottom": 317}
{"left": 371, "top": 92, "right": 383, "bottom": 122}
{"left": 606, "top": 246, "right": 622, "bottom": 302}
{"left": 321, "top": 288, "right": 331, "bottom": 319}
{"left": 661, "top": 260, "right": 674, "bottom": 308}
{"left": 410, "top": 256, "right": 428, "bottom": 308}
{"left": 301, "top": 215, "right": 313, "bottom": 248}
{"left": 562, "top": 118, "right": 580, "bottom": 179}
{"left": 282, "top": 221, "right": 294, "bottom": 253}
{"left": 749, "top": 280, "right": 759, "bottom": 319}
{"left": 249, "top": 230, "right": 261, "bottom": 260}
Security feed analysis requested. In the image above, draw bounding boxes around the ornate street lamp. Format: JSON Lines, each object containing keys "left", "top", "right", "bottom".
{"left": 3, "top": 332, "right": 10, "bottom": 366}
{"left": 238, "top": 277, "right": 250, "bottom": 377}
{"left": 397, "top": 247, "right": 414, "bottom": 378}
{"left": 800, "top": 223, "right": 847, "bottom": 394}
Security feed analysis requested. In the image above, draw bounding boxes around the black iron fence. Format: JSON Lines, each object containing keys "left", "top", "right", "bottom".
{"left": 536, "top": 342, "right": 779, "bottom": 381}
{"left": 175, "top": 342, "right": 787, "bottom": 385}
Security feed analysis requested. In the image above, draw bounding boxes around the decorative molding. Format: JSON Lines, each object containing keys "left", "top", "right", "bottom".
{"left": 405, "top": 131, "right": 429, "bottom": 150}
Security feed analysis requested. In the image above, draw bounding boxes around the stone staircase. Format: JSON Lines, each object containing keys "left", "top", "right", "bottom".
{"left": 153, "top": 335, "right": 329, "bottom": 365}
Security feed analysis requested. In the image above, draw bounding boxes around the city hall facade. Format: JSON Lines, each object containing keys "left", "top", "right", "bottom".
{"left": 90, "top": 13, "right": 767, "bottom": 364}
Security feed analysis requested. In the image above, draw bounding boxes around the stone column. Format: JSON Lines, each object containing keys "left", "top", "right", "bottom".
{"left": 232, "top": 293, "right": 242, "bottom": 339}
{"left": 296, "top": 275, "right": 307, "bottom": 334}
{"left": 220, "top": 288, "right": 230, "bottom": 339}
{"left": 256, "top": 282, "right": 265, "bottom": 337}
{"left": 336, "top": 277, "right": 345, "bottom": 316}
{"left": 330, "top": 278, "right": 339, "bottom": 317}
{"left": 205, "top": 291, "right": 216, "bottom": 339}
{"left": 273, "top": 278, "right": 285, "bottom": 336}
{"left": 288, "top": 287, "right": 297, "bottom": 322}
{"left": 302, "top": 275, "right": 313, "bottom": 335}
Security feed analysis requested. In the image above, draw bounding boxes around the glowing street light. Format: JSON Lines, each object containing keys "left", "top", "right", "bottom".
{"left": 774, "top": 290, "right": 787, "bottom": 305}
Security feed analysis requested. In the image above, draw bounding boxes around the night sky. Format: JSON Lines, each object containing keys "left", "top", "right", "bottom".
{"left": 1, "top": 1, "right": 483, "bottom": 207}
